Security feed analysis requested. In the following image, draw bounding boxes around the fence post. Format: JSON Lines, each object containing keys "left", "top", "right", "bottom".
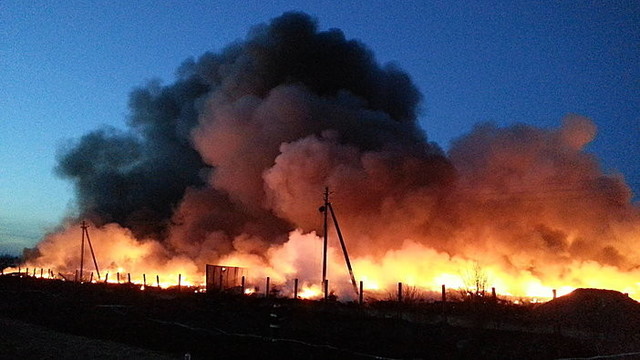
{"left": 293, "top": 278, "right": 298, "bottom": 299}
{"left": 398, "top": 282, "right": 403, "bottom": 303}
{"left": 241, "top": 276, "right": 245, "bottom": 295}
{"left": 178, "top": 274, "right": 182, "bottom": 292}
{"left": 442, "top": 284, "right": 447, "bottom": 323}
{"left": 359, "top": 280, "right": 364, "bottom": 305}
{"left": 143, "top": 274, "right": 146, "bottom": 287}
{"left": 266, "top": 277, "right": 270, "bottom": 298}
{"left": 323, "top": 279, "right": 329, "bottom": 301}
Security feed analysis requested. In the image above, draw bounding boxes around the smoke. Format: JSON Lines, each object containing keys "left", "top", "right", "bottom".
{"left": 30, "top": 12, "right": 640, "bottom": 298}
{"left": 55, "top": 77, "right": 210, "bottom": 240}
{"left": 55, "top": 11, "right": 447, "bottom": 253}
{"left": 445, "top": 114, "right": 637, "bottom": 270}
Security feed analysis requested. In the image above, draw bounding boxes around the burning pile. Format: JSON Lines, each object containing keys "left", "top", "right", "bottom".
{"left": 17, "top": 12, "right": 640, "bottom": 300}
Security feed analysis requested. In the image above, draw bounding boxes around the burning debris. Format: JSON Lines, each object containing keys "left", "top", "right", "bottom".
{"left": 13, "top": 12, "right": 640, "bottom": 300}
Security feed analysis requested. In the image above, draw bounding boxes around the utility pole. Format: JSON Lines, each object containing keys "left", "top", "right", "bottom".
{"left": 321, "top": 187, "right": 329, "bottom": 289}
{"left": 328, "top": 202, "right": 359, "bottom": 297}
{"left": 319, "top": 187, "right": 359, "bottom": 298}
{"left": 79, "top": 221, "right": 101, "bottom": 282}
{"left": 80, "top": 221, "right": 86, "bottom": 282}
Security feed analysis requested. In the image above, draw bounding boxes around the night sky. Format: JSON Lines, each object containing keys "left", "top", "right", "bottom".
{"left": 1, "top": 1, "right": 638, "bottom": 255}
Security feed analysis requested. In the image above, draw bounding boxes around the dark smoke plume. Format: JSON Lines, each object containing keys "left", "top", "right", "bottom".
{"left": 56, "top": 12, "right": 450, "bottom": 253}
{"left": 31, "top": 12, "right": 640, "bottom": 298}
{"left": 56, "top": 77, "right": 210, "bottom": 240}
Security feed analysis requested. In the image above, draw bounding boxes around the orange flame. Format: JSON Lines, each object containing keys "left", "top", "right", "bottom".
{"left": 11, "top": 224, "right": 640, "bottom": 301}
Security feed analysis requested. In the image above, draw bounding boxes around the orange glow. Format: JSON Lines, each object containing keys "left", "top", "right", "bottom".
{"left": 9, "top": 219, "right": 640, "bottom": 302}
{"left": 297, "top": 284, "right": 322, "bottom": 299}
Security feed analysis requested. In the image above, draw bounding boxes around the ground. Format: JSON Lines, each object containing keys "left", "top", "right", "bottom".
{"left": 0, "top": 276, "right": 638, "bottom": 359}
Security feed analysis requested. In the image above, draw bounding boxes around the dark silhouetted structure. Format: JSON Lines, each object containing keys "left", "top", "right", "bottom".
{"left": 205, "top": 265, "right": 246, "bottom": 292}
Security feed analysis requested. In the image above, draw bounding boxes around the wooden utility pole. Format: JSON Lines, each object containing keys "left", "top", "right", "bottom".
{"left": 319, "top": 187, "right": 359, "bottom": 298}
{"left": 328, "top": 202, "right": 359, "bottom": 297}
{"left": 79, "top": 222, "right": 86, "bottom": 281}
{"left": 322, "top": 187, "right": 329, "bottom": 289}
{"left": 79, "top": 221, "right": 101, "bottom": 282}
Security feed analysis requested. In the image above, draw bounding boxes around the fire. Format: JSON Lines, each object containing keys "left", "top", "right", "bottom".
{"left": 434, "top": 274, "right": 465, "bottom": 290}
{"left": 297, "top": 284, "right": 322, "bottom": 300}
{"left": 11, "top": 223, "right": 640, "bottom": 301}
{"left": 8, "top": 13, "right": 640, "bottom": 305}
{"left": 244, "top": 288, "right": 255, "bottom": 295}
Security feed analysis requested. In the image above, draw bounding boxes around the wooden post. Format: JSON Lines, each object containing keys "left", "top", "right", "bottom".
{"left": 359, "top": 280, "right": 364, "bottom": 305}
{"left": 127, "top": 273, "right": 131, "bottom": 284}
{"left": 552, "top": 289, "right": 557, "bottom": 300}
{"left": 492, "top": 287, "right": 497, "bottom": 300}
{"left": 105, "top": 273, "right": 109, "bottom": 283}
{"left": 266, "top": 277, "right": 270, "bottom": 298}
{"left": 398, "top": 282, "right": 403, "bottom": 302}
{"left": 323, "top": 279, "right": 329, "bottom": 300}
{"left": 293, "top": 278, "right": 298, "bottom": 299}
{"left": 26, "top": 268, "right": 29, "bottom": 277}
{"left": 322, "top": 187, "right": 329, "bottom": 289}
{"left": 40, "top": 268, "right": 43, "bottom": 278}
{"left": 80, "top": 221, "right": 86, "bottom": 283}
{"left": 178, "top": 274, "right": 182, "bottom": 292}
{"left": 89, "top": 272, "right": 94, "bottom": 282}
{"left": 33, "top": 268, "right": 36, "bottom": 277}
{"left": 442, "top": 284, "right": 447, "bottom": 323}
{"left": 241, "top": 276, "right": 246, "bottom": 295}
{"left": 117, "top": 272, "right": 120, "bottom": 284}
{"left": 143, "top": 274, "right": 147, "bottom": 287}
{"left": 157, "top": 275, "right": 160, "bottom": 288}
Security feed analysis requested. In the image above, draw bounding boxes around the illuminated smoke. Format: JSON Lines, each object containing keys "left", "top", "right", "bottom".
{"left": 24, "top": 12, "right": 640, "bottom": 299}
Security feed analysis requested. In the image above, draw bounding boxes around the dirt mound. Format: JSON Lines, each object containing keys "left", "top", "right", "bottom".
{"left": 535, "top": 288, "right": 640, "bottom": 334}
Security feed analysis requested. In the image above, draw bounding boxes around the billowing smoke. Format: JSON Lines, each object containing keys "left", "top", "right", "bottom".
{"left": 55, "top": 11, "right": 449, "bottom": 254}
{"left": 55, "top": 78, "right": 209, "bottom": 240}
{"left": 27, "top": 12, "right": 640, "bottom": 298}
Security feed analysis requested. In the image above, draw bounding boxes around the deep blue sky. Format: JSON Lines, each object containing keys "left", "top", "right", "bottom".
{"left": 1, "top": 1, "right": 638, "bottom": 255}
